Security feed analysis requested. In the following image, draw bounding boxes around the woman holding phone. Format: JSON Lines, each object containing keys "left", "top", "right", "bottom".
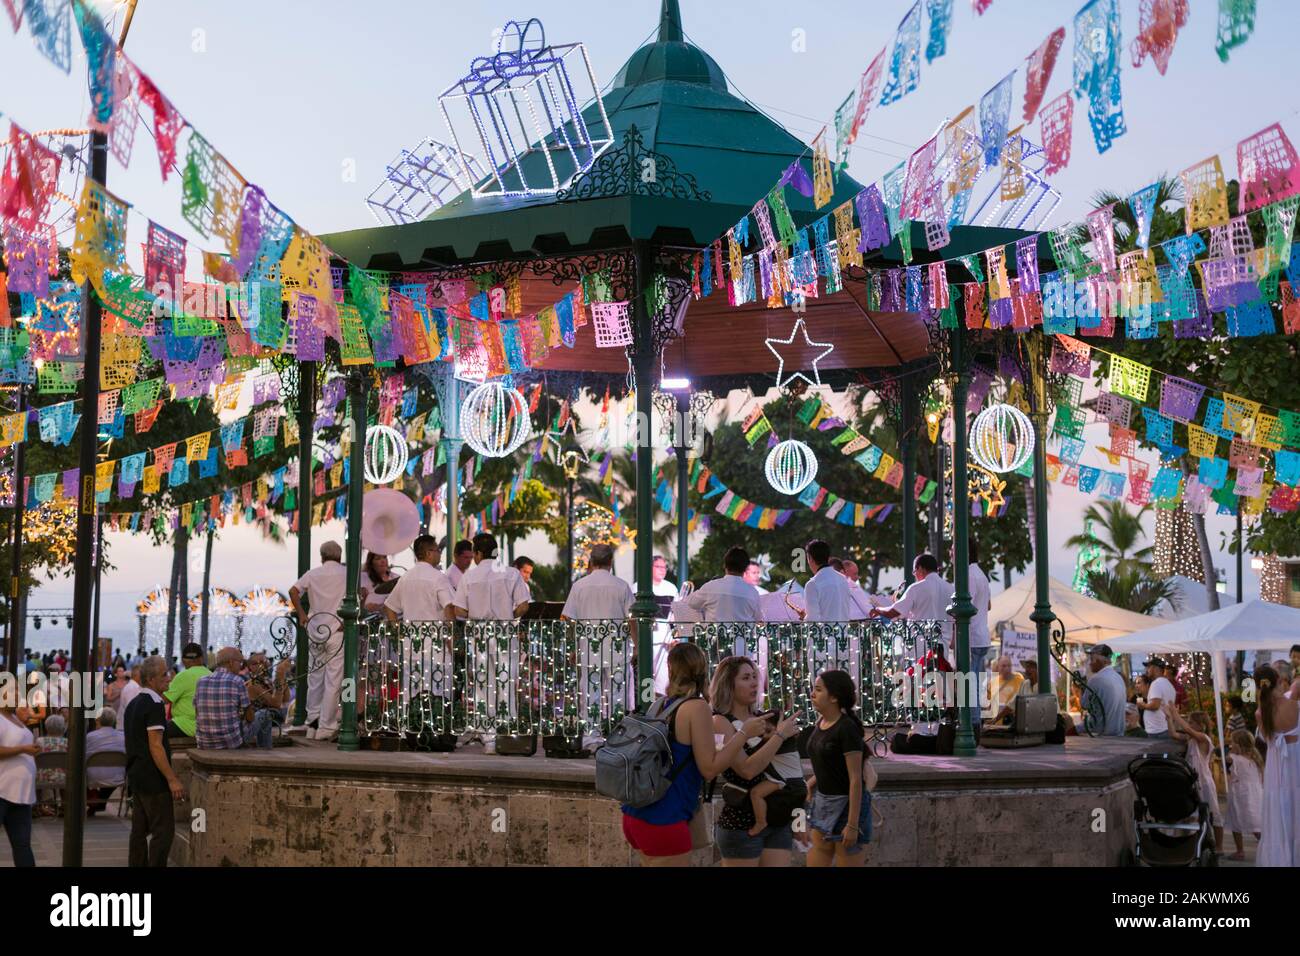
{"left": 710, "top": 656, "right": 801, "bottom": 867}
{"left": 805, "top": 670, "right": 871, "bottom": 867}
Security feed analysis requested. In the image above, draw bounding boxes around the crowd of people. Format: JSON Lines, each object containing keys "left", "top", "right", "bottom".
{"left": 622, "top": 643, "right": 871, "bottom": 867}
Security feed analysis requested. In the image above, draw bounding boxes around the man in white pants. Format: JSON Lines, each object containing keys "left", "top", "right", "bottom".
{"left": 450, "top": 533, "right": 532, "bottom": 750}
{"left": 289, "top": 541, "right": 347, "bottom": 741}
{"left": 562, "top": 544, "right": 635, "bottom": 733}
{"left": 649, "top": 555, "right": 679, "bottom": 694}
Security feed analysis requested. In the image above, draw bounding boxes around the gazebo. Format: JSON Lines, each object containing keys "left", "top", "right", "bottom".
{"left": 320, "top": 0, "right": 1056, "bottom": 756}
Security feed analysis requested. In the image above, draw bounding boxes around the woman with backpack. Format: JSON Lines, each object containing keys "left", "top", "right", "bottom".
{"left": 806, "top": 670, "right": 872, "bottom": 867}
{"left": 710, "top": 656, "right": 802, "bottom": 867}
{"left": 620, "top": 643, "right": 773, "bottom": 867}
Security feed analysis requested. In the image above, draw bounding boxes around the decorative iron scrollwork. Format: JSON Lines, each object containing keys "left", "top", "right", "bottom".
{"left": 1050, "top": 618, "right": 1102, "bottom": 737}
{"left": 556, "top": 125, "right": 712, "bottom": 204}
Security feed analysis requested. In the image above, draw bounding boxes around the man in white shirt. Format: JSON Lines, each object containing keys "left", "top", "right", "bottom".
{"left": 385, "top": 534, "right": 457, "bottom": 709}
{"left": 951, "top": 540, "right": 992, "bottom": 726}
{"left": 562, "top": 544, "right": 634, "bottom": 621}
{"left": 289, "top": 541, "right": 347, "bottom": 741}
{"left": 743, "top": 561, "right": 769, "bottom": 596}
{"left": 1138, "top": 656, "right": 1176, "bottom": 737}
{"left": 117, "top": 664, "right": 143, "bottom": 718}
{"left": 385, "top": 535, "right": 456, "bottom": 624}
{"left": 445, "top": 539, "right": 474, "bottom": 591}
{"left": 450, "top": 533, "right": 533, "bottom": 621}
{"left": 687, "top": 547, "right": 763, "bottom": 624}
{"left": 870, "top": 553, "right": 955, "bottom": 653}
{"left": 450, "top": 534, "right": 532, "bottom": 744}
{"left": 840, "top": 559, "right": 876, "bottom": 620}
{"left": 802, "top": 539, "right": 853, "bottom": 622}
{"left": 562, "top": 544, "right": 634, "bottom": 727}
{"left": 649, "top": 555, "right": 678, "bottom": 695}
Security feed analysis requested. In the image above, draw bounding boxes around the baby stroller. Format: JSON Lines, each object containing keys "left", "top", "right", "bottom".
{"left": 1126, "top": 753, "right": 1217, "bottom": 867}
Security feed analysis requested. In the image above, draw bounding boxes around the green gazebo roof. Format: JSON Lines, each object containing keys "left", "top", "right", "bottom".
{"left": 325, "top": 0, "right": 869, "bottom": 268}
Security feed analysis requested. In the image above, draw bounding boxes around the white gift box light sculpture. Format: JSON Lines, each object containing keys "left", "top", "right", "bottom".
{"left": 438, "top": 18, "right": 613, "bottom": 199}
{"left": 365, "top": 138, "right": 487, "bottom": 226}
{"left": 364, "top": 424, "right": 410, "bottom": 485}
{"left": 765, "top": 439, "right": 819, "bottom": 495}
{"left": 461, "top": 381, "right": 532, "bottom": 458}
{"left": 969, "top": 402, "right": 1035, "bottom": 473}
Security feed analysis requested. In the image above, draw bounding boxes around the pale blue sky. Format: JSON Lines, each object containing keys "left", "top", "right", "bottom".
{"left": 3, "top": 0, "right": 1290, "bottom": 646}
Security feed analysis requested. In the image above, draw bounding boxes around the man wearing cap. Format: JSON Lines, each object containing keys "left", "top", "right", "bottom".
{"left": 1017, "top": 658, "right": 1039, "bottom": 697}
{"left": 1081, "top": 645, "right": 1127, "bottom": 737}
{"left": 1137, "top": 656, "right": 1176, "bottom": 738}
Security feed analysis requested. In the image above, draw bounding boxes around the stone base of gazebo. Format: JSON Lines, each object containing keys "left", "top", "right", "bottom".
{"left": 182, "top": 735, "right": 1162, "bottom": 867}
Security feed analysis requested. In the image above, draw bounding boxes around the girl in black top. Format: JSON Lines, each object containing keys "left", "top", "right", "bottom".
{"left": 806, "top": 670, "right": 871, "bottom": 867}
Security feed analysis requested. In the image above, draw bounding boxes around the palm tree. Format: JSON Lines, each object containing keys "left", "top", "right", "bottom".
{"left": 1085, "top": 568, "right": 1182, "bottom": 615}
{"left": 1065, "top": 501, "right": 1155, "bottom": 576}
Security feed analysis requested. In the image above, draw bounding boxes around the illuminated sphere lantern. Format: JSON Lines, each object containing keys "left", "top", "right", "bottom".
{"left": 765, "top": 439, "right": 818, "bottom": 495}
{"left": 461, "top": 381, "right": 531, "bottom": 458}
{"left": 969, "top": 403, "right": 1035, "bottom": 474}
{"left": 364, "top": 424, "right": 410, "bottom": 485}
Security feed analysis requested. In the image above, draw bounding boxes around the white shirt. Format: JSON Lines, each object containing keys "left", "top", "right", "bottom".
{"left": 117, "top": 679, "right": 142, "bottom": 718}
{"left": 446, "top": 564, "right": 466, "bottom": 591}
{"left": 0, "top": 711, "right": 35, "bottom": 805}
{"left": 384, "top": 562, "right": 455, "bottom": 622}
{"left": 967, "top": 564, "right": 991, "bottom": 649}
{"left": 451, "top": 560, "right": 532, "bottom": 620}
{"left": 85, "top": 726, "right": 126, "bottom": 788}
{"left": 846, "top": 581, "right": 875, "bottom": 620}
{"left": 752, "top": 584, "right": 770, "bottom": 596}
{"left": 652, "top": 578, "right": 680, "bottom": 600}
{"left": 1145, "top": 676, "right": 1175, "bottom": 734}
{"left": 889, "top": 573, "right": 955, "bottom": 622}
{"left": 562, "top": 569, "right": 634, "bottom": 620}
{"left": 686, "top": 575, "right": 763, "bottom": 623}
{"left": 293, "top": 561, "right": 348, "bottom": 628}
{"left": 803, "top": 566, "right": 854, "bottom": 622}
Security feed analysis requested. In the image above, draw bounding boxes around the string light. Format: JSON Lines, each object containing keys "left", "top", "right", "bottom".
{"left": 765, "top": 439, "right": 818, "bottom": 495}
{"left": 363, "top": 424, "right": 409, "bottom": 485}
{"left": 461, "top": 381, "right": 531, "bottom": 458}
{"left": 1152, "top": 507, "right": 1205, "bottom": 582}
{"left": 969, "top": 402, "right": 1034, "bottom": 473}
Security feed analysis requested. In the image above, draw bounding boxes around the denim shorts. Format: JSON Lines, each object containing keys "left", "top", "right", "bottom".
{"left": 808, "top": 791, "right": 872, "bottom": 850}
{"left": 714, "top": 823, "right": 795, "bottom": 860}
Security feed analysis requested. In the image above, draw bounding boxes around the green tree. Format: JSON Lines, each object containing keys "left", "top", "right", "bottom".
{"left": 1064, "top": 501, "right": 1155, "bottom": 576}
{"left": 1085, "top": 567, "right": 1182, "bottom": 615}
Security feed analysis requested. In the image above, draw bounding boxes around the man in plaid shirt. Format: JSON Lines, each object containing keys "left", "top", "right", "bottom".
{"left": 194, "top": 647, "right": 270, "bottom": 749}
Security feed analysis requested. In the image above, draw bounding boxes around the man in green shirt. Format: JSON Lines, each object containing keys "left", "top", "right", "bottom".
{"left": 164, "top": 643, "right": 211, "bottom": 738}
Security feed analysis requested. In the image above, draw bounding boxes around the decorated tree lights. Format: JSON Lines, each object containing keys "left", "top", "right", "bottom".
{"left": 461, "top": 380, "right": 531, "bottom": 458}
{"left": 765, "top": 439, "right": 818, "bottom": 496}
{"left": 969, "top": 402, "right": 1035, "bottom": 474}
{"left": 363, "top": 424, "right": 409, "bottom": 485}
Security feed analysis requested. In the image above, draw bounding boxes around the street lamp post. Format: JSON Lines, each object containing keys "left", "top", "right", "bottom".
{"left": 336, "top": 370, "right": 369, "bottom": 752}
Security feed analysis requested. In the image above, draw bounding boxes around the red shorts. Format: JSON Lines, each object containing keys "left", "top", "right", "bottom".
{"left": 621, "top": 814, "right": 691, "bottom": 857}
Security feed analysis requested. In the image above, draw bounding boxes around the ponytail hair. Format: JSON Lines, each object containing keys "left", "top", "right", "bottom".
{"left": 820, "top": 669, "right": 863, "bottom": 731}
{"left": 1255, "top": 664, "right": 1279, "bottom": 739}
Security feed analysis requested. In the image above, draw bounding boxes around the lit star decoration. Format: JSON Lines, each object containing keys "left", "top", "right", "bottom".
{"left": 765, "top": 318, "right": 835, "bottom": 390}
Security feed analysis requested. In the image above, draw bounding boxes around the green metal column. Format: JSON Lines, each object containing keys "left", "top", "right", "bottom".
{"left": 948, "top": 328, "right": 977, "bottom": 757}
{"left": 900, "top": 382, "right": 918, "bottom": 586}
{"left": 1027, "top": 338, "right": 1057, "bottom": 698}
{"left": 293, "top": 361, "right": 315, "bottom": 726}
{"left": 629, "top": 241, "right": 656, "bottom": 710}
{"left": 337, "top": 370, "right": 368, "bottom": 752}
{"left": 442, "top": 375, "right": 462, "bottom": 567}
{"left": 675, "top": 391, "right": 690, "bottom": 584}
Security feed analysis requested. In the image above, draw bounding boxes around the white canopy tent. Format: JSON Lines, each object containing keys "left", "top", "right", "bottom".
{"left": 1106, "top": 600, "right": 1300, "bottom": 784}
{"left": 990, "top": 576, "right": 1164, "bottom": 646}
